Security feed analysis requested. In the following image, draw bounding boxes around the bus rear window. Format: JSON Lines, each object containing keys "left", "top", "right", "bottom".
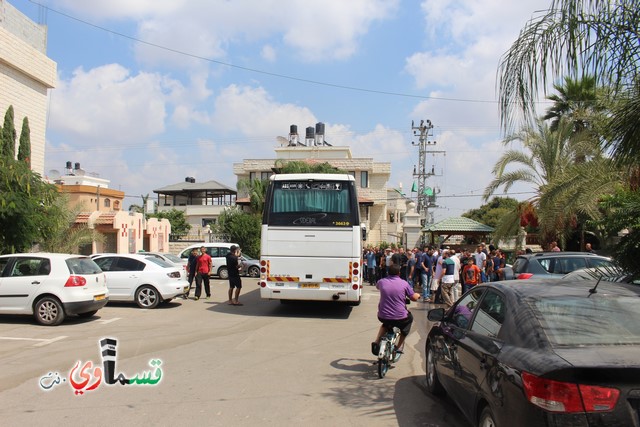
{"left": 265, "top": 180, "right": 359, "bottom": 227}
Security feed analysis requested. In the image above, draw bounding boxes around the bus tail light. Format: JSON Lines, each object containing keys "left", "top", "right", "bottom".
{"left": 260, "top": 281, "right": 266, "bottom": 288}
{"left": 352, "top": 284, "right": 359, "bottom": 290}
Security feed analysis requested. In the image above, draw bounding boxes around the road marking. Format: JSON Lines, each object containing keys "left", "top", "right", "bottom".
{"left": 0, "top": 336, "right": 68, "bottom": 347}
{"left": 97, "top": 318, "right": 121, "bottom": 324}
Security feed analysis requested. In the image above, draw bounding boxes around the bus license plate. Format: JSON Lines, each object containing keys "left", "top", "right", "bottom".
{"left": 300, "top": 283, "right": 319, "bottom": 289}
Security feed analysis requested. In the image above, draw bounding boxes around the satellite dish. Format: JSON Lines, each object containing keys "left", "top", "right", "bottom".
{"left": 48, "top": 169, "right": 61, "bottom": 180}
{"left": 276, "top": 136, "right": 289, "bottom": 146}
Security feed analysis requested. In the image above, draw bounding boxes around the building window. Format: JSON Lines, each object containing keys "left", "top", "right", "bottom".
{"left": 349, "top": 171, "right": 356, "bottom": 178}
{"left": 114, "top": 201, "right": 121, "bottom": 210}
{"left": 104, "top": 198, "right": 111, "bottom": 208}
{"left": 361, "top": 171, "right": 369, "bottom": 188}
{"left": 261, "top": 171, "right": 270, "bottom": 181}
{"left": 249, "top": 172, "right": 257, "bottom": 181}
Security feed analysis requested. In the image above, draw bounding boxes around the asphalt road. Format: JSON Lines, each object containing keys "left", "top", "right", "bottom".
{"left": 0, "top": 279, "right": 469, "bottom": 427}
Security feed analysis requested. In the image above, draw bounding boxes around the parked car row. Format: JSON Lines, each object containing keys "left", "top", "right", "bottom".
{"left": 177, "top": 243, "right": 260, "bottom": 278}
{"left": 424, "top": 270, "right": 640, "bottom": 426}
{"left": 0, "top": 247, "right": 264, "bottom": 327}
{"left": 0, "top": 252, "right": 190, "bottom": 326}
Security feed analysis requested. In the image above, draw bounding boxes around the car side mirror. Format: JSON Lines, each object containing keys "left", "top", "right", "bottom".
{"left": 427, "top": 307, "right": 445, "bottom": 322}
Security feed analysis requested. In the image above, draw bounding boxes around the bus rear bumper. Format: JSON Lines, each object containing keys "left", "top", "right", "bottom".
{"left": 260, "top": 286, "right": 361, "bottom": 303}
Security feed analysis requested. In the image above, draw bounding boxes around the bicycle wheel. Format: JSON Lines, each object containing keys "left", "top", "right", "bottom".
{"left": 378, "top": 357, "right": 389, "bottom": 378}
{"left": 377, "top": 340, "right": 389, "bottom": 378}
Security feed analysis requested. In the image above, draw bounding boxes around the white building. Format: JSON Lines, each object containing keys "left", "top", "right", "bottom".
{"left": 233, "top": 124, "right": 392, "bottom": 245}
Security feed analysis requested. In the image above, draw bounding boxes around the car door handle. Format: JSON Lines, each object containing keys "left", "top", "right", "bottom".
{"left": 31, "top": 281, "right": 41, "bottom": 285}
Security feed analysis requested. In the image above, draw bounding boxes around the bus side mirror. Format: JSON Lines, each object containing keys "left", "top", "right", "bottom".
{"left": 361, "top": 223, "right": 367, "bottom": 241}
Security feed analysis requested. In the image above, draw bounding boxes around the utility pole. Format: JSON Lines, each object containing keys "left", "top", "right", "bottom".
{"left": 411, "top": 120, "right": 445, "bottom": 228}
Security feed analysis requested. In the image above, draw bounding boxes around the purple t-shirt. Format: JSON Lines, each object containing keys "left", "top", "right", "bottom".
{"left": 376, "top": 275, "right": 414, "bottom": 320}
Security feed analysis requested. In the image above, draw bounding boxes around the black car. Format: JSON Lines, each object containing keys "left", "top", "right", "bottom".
{"left": 502, "top": 251, "right": 615, "bottom": 280}
{"left": 425, "top": 280, "right": 640, "bottom": 427}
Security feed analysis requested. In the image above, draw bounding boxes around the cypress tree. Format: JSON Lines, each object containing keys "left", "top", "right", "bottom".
{"left": 2, "top": 106, "right": 16, "bottom": 159}
{"left": 18, "top": 117, "right": 31, "bottom": 167}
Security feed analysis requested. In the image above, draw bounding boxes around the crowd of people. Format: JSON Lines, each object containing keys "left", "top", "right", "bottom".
{"left": 363, "top": 242, "right": 509, "bottom": 310}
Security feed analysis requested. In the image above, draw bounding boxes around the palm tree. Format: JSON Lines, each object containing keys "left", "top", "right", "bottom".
{"left": 543, "top": 76, "right": 599, "bottom": 131}
{"left": 237, "top": 178, "right": 268, "bottom": 215}
{"left": 498, "top": 0, "right": 640, "bottom": 164}
{"left": 484, "top": 119, "right": 576, "bottom": 245}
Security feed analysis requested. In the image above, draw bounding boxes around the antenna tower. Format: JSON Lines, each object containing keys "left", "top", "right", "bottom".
{"left": 411, "top": 120, "right": 445, "bottom": 224}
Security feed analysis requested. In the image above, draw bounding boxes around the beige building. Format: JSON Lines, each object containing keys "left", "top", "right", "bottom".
{"left": 233, "top": 127, "right": 391, "bottom": 245}
{"left": 0, "top": 0, "right": 56, "bottom": 175}
{"left": 55, "top": 163, "right": 171, "bottom": 254}
{"left": 55, "top": 162, "right": 125, "bottom": 212}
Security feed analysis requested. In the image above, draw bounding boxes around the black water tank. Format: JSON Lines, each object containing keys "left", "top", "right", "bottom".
{"left": 315, "top": 122, "right": 325, "bottom": 135}
{"left": 74, "top": 162, "right": 81, "bottom": 170}
{"left": 290, "top": 124, "right": 298, "bottom": 135}
{"left": 66, "top": 161, "right": 72, "bottom": 169}
{"left": 306, "top": 127, "right": 315, "bottom": 139}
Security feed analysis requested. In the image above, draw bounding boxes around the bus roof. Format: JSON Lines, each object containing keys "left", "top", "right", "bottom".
{"left": 270, "top": 173, "right": 355, "bottom": 182}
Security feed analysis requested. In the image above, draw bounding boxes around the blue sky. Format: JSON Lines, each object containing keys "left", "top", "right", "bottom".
{"left": 13, "top": 0, "right": 552, "bottom": 220}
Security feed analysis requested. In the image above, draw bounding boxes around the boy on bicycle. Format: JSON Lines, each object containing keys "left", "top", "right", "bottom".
{"left": 371, "top": 263, "right": 421, "bottom": 355}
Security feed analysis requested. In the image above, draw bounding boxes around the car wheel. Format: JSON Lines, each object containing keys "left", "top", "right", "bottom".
{"left": 426, "top": 342, "right": 446, "bottom": 396}
{"left": 478, "top": 406, "right": 496, "bottom": 427}
{"left": 135, "top": 285, "right": 160, "bottom": 309}
{"left": 34, "top": 296, "right": 65, "bottom": 326}
{"left": 248, "top": 266, "right": 260, "bottom": 278}
{"left": 77, "top": 310, "right": 98, "bottom": 318}
{"left": 218, "top": 267, "right": 229, "bottom": 280}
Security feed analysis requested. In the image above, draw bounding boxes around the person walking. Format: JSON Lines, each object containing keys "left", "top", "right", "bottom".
{"left": 194, "top": 246, "right": 212, "bottom": 300}
{"left": 366, "top": 248, "right": 377, "bottom": 285}
{"left": 438, "top": 250, "right": 456, "bottom": 309}
{"left": 183, "top": 247, "right": 199, "bottom": 299}
{"left": 420, "top": 247, "right": 433, "bottom": 302}
{"left": 226, "top": 245, "right": 243, "bottom": 305}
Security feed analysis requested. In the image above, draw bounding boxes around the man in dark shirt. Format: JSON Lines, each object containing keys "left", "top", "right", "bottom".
{"left": 226, "top": 245, "right": 243, "bottom": 305}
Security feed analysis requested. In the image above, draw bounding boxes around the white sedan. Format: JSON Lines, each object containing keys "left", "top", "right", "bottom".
{"left": 92, "top": 254, "right": 188, "bottom": 309}
{"left": 0, "top": 253, "right": 109, "bottom": 325}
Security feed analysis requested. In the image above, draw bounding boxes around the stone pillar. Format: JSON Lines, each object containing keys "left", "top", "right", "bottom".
{"left": 402, "top": 200, "right": 423, "bottom": 249}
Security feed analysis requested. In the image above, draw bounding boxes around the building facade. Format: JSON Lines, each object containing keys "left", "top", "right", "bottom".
{"left": 0, "top": 0, "right": 56, "bottom": 175}
{"left": 233, "top": 137, "right": 391, "bottom": 245}
{"left": 55, "top": 163, "right": 171, "bottom": 254}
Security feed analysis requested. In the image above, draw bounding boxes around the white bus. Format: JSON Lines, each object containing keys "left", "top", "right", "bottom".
{"left": 259, "top": 173, "right": 364, "bottom": 305}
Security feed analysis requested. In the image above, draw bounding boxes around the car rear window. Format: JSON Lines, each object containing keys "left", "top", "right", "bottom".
{"left": 144, "top": 257, "right": 174, "bottom": 268}
{"left": 533, "top": 297, "right": 640, "bottom": 346}
{"left": 66, "top": 257, "right": 102, "bottom": 275}
{"left": 512, "top": 257, "right": 527, "bottom": 274}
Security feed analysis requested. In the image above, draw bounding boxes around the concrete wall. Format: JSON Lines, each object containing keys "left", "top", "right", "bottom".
{"left": 0, "top": 0, "right": 56, "bottom": 176}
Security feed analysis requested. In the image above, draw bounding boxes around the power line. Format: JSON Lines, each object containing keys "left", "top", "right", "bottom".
{"left": 29, "top": 0, "right": 548, "bottom": 105}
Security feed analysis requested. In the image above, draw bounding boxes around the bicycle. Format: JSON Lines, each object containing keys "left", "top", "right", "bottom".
{"left": 377, "top": 326, "right": 402, "bottom": 378}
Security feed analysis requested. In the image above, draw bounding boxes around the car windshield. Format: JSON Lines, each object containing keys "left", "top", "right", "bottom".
{"left": 144, "top": 257, "right": 174, "bottom": 268}
{"left": 532, "top": 296, "right": 640, "bottom": 346}
{"left": 66, "top": 257, "right": 102, "bottom": 274}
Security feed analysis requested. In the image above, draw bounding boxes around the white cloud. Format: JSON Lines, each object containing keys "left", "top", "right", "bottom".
{"left": 55, "top": 0, "right": 400, "bottom": 67}
{"left": 261, "top": 45, "right": 277, "bottom": 63}
{"left": 212, "top": 84, "right": 316, "bottom": 139}
{"left": 49, "top": 64, "right": 172, "bottom": 143}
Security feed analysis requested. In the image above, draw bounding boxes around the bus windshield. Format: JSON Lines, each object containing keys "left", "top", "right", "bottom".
{"left": 265, "top": 179, "right": 359, "bottom": 227}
